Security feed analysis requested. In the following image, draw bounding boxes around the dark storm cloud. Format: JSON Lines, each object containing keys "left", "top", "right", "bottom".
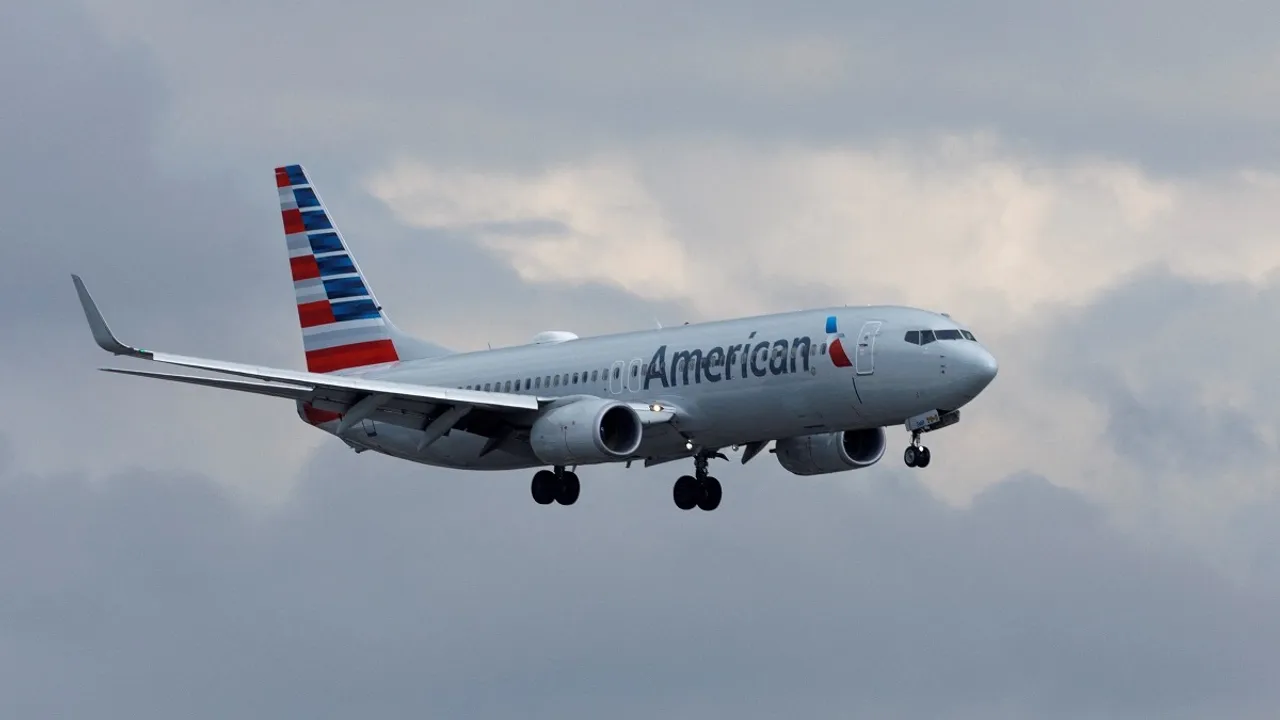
{"left": 87, "top": 0, "right": 1280, "bottom": 172}
{"left": 0, "top": 438, "right": 1276, "bottom": 720}
{"left": 0, "top": 0, "right": 287, "bottom": 360}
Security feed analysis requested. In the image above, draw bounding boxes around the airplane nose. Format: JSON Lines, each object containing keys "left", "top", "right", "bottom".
{"left": 970, "top": 348, "right": 998, "bottom": 392}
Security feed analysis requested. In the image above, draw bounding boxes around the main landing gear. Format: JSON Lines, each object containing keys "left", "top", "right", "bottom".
{"left": 673, "top": 451, "right": 723, "bottom": 511}
{"left": 531, "top": 466, "right": 580, "bottom": 506}
{"left": 903, "top": 431, "right": 931, "bottom": 468}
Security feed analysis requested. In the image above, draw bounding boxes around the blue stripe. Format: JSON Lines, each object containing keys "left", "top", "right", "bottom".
{"left": 285, "top": 165, "right": 307, "bottom": 186}
{"left": 293, "top": 187, "right": 320, "bottom": 208}
{"left": 825, "top": 316, "right": 837, "bottom": 334}
{"left": 330, "top": 298, "right": 381, "bottom": 322}
{"left": 316, "top": 254, "right": 357, "bottom": 277}
{"left": 323, "top": 276, "right": 368, "bottom": 299}
{"left": 300, "top": 210, "right": 332, "bottom": 231}
{"left": 308, "top": 232, "right": 343, "bottom": 254}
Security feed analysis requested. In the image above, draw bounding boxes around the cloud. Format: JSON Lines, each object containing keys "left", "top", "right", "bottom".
{"left": 1, "top": 437, "right": 1278, "bottom": 719}
{"left": 77, "top": 0, "right": 1280, "bottom": 172}
{"left": 368, "top": 138, "right": 1280, "bottom": 331}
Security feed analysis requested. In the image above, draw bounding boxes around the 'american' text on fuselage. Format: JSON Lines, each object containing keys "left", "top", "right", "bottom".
{"left": 644, "top": 335, "right": 814, "bottom": 389}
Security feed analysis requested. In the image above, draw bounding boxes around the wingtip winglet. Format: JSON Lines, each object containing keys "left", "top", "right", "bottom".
{"left": 71, "top": 274, "right": 150, "bottom": 359}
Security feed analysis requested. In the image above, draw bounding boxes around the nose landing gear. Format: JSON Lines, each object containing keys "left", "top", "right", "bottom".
{"left": 903, "top": 431, "right": 931, "bottom": 468}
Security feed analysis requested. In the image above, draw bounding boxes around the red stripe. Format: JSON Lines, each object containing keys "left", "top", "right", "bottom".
{"left": 829, "top": 338, "right": 852, "bottom": 368}
{"left": 301, "top": 402, "right": 341, "bottom": 425}
{"left": 281, "top": 208, "right": 305, "bottom": 234}
{"left": 306, "top": 339, "right": 400, "bottom": 373}
{"left": 290, "top": 255, "right": 321, "bottom": 281}
{"left": 275, "top": 169, "right": 291, "bottom": 188}
{"left": 297, "top": 300, "right": 335, "bottom": 328}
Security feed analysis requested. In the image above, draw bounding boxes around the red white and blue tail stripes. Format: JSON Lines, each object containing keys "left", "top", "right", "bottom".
{"left": 276, "top": 164, "right": 400, "bottom": 374}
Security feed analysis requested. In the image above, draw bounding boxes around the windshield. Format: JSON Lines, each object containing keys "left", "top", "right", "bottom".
{"left": 904, "top": 328, "right": 978, "bottom": 345}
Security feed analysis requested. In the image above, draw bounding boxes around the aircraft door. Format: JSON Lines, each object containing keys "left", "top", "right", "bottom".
{"left": 855, "top": 321, "right": 882, "bottom": 375}
{"left": 609, "top": 360, "right": 625, "bottom": 394}
{"left": 627, "top": 358, "right": 643, "bottom": 392}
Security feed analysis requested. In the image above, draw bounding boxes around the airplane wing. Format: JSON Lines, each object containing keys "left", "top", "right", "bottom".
{"left": 72, "top": 275, "right": 542, "bottom": 443}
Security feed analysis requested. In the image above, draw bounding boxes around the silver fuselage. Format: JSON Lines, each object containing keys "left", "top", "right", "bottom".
{"left": 327, "top": 305, "right": 998, "bottom": 469}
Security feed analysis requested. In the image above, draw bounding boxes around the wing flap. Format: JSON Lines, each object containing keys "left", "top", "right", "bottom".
{"left": 101, "top": 367, "right": 315, "bottom": 400}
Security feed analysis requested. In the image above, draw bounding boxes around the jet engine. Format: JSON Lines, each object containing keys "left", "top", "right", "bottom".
{"left": 529, "top": 397, "right": 644, "bottom": 465}
{"left": 774, "top": 427, "right": 887, "bottom": 476}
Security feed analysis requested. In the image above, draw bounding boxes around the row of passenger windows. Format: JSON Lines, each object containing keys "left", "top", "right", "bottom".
{"left": 461, "top": 367, "right": 617, "bottom": 393}
{"left": 455, "top": 342, "right": 834, "bottom": 394}
{"left": 904, "top": 328, "right": 976, "bottom": 345}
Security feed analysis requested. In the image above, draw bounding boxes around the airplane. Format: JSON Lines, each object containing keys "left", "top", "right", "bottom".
{"left": 72, "top": 163, "right": 998, "bottom": 512}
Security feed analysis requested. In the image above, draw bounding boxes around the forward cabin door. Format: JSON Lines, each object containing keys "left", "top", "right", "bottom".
{"left": 855, "top": 321, "right": 882, "bottom": 375}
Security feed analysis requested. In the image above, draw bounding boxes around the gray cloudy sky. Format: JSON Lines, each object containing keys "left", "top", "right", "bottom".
{"left": 3, "top": 0, "right": 1280, "bottom": 717}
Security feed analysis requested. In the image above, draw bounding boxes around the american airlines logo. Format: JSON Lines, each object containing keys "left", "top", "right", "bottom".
{"left": 825, "top": 315, "right": 852, "bottom": 368}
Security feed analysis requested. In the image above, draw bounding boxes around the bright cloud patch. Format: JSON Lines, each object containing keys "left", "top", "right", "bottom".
{"left": 368, "top": 135, "right": 1280, "bottom": 329}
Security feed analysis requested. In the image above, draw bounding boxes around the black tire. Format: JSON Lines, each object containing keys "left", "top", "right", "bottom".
{"left": 916, "top": 447, "right": 931, "bottom": 468}
{"left": 556, "top": 471, "right": 581, "bottom": 505}
{"left": 903, "top": 446, "right": 918, "bottom": 467}
{"left": 531, "top": 470, "right": 557, "bottom": 505}
{"left": 697, "top": 476, "right": 722, "bottom": 511}
{"left": 673, "top": 475, "right": 698, "bottom": 510}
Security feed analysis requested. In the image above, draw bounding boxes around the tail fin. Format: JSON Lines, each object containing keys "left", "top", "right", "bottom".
{"left": 275, "top": 164, "right": 448, "bottom": 374}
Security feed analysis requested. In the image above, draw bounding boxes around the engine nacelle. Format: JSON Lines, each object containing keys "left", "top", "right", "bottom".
{"left": 529, "top": 398, "right": 644, "bottom": 465}
{"left": 774, "top": 427, "right": 887, "bottom": 476}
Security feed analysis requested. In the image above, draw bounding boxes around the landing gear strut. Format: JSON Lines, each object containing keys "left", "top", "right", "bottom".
{"left": 673, "top": 451, "right": 722, "bottom": 511}
{"left": 531, "top": 465, "right": 580, "bottom": 505}
{"left": 903, "top": 431, "right": 931, "bottom": 468}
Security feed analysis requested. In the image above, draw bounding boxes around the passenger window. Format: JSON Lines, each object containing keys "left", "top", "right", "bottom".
{"left": 503, "top": 381, "right": 510, "bottom": 392}
{"left": 534, "top": 377, "right": 541, "bottom": 389}
{"left": 591, "top": 370, "right": 598, "bottom": 382}
{"left": 819, "top": 342, "right": 827, "bottom": 355}
{"left": 904, "top": 330, "right": 920, "bottom": 345}
{"left": 525, "top": 378, "right": 531, "bottom": 390}
{"left": 920, "top": 330, "right": 936, "bottom": 345}
{"left": 563, "top": 373, "right": 569, "bottom": 385}
{"left": 484, "top": 383, "right": 491, "bottom": 391}
{"left": 553, "top": 375, "right": 560, "bottom": 387}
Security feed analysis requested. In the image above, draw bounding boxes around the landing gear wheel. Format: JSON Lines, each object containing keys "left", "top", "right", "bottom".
{"left": 531, "top": 470, "right": 557, "bottom": 505}
{"left": 556, "top": 471, "right": 580, "bottom": 505}
{"left": 673, "top": 475, "right": 699, "bottom": 510}
{"left": 903, "top": 446, "right": 919, "bottom": 467}
{"left": 916, "top": 447, "right": 931, "bottom": 468}
{"left": 697, "top": 476, "right": 722, "bottom": 511}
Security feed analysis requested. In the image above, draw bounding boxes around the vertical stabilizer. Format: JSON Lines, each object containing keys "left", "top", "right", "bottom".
{"left": 275, "top": 164, "right": 447, "bottom": 373}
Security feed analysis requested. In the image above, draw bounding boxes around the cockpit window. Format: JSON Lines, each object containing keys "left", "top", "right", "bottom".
{"left": 961, "top": 330, "right": 975, "bottom": 341}
{"left": 919, "top": 330, "right": 936, "bottom": 345}
{"left": 904, "top": 330, "right": 920, "bottom": 345}
{"left": 934, "top": 329, "right": 963, "bottom": 340}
